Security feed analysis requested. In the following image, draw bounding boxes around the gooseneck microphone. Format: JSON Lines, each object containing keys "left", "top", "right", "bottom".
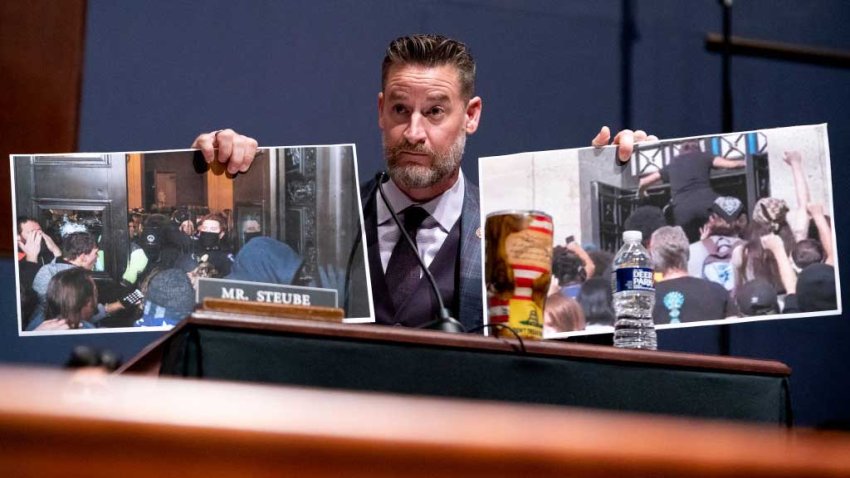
{"left": 376, "top": 172, "right": 465, "bottom": 333}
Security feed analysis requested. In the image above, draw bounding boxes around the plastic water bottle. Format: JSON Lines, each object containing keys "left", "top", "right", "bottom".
{"left": 611, "top": 230, "right": 657, "bottom": 350}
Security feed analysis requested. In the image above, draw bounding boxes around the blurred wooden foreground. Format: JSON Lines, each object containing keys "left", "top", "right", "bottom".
{"left": 1, "top": 366, "right": 849, "bottom": 478}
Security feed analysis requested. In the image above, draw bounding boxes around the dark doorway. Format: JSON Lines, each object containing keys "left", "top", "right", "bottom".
{"left": 593, "top": 153, "right": 769, "bottom": 252}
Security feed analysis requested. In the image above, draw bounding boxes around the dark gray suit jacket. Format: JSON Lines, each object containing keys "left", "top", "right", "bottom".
{"left": 360, "top": 173, "right": 483, "bottom": 332}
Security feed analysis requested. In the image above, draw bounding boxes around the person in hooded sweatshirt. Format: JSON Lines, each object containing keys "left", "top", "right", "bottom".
{"left": 226, "top": 236, "right": 305, "bottom": 285}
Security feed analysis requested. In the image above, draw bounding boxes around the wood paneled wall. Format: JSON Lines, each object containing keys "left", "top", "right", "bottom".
{"left": 126, "top": 153, "right": 143, "bottom": 210}
{"left": 0, "top": 0, "right": 86, "bottom": 255}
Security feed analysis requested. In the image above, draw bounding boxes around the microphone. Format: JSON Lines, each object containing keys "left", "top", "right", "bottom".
{"left": 376, "top": 172, "right": 465, "bottom": 333}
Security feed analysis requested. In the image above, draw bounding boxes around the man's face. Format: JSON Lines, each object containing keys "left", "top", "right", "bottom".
{"left": 19, "top": 220, "right": 41, "bottom": 243}
{"left": 80, "top": 247, "right": 99, "bottom": 270}
{"left": 378, "top": 64, "right": 481, "bottom": 196}
{"left": 242, "top": 220, "right": 261, "bottom": 234}
{"left": 199, "top": 219, "right": 224, "bottom": 239}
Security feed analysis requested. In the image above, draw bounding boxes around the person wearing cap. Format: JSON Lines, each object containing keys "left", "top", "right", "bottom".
{"left": 687, "top": 195, "right": 747, "bottom": 291}
{"left": 124, "top": 214, "right": 165, "bottom": 286}
{"left": 126, "top": 213, "right": 194, "bottom": 286}
{"left": 649, "top": 226, "right": 737, "bottom": 324}
{"left": 135, "top": 268, "right": 196, "bottom": 327}
{"left": 637, "top": 140, "right": 744, "bottom": 243}
{"left": 735, "top": 278, "right": 780, "bottom": 316}
{"left": 123, "top": 235, "right": 150, "bottom": 286}
{"left": 732, "top": 197, "right": 796, "bottom": 294}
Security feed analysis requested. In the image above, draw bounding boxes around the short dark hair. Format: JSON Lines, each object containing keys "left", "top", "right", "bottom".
{"left": 143, "top": 213, "right": 169, "bottom": 229}
{"left": 382, "top": 34, "right": 476, "bottom": 99}
{"left": 708, "top": 212, "right": 748, "bottom": 237}
{"left": 792, "top": 239, "right": 825, "bottom": 269}
{"left": 578, "top": 277, "right": 615, "bottom": 327}
{"left": 62, "top": 232, "right": 97, "bottom": 261}
{"left": 552, "top": 246, "right": 585, "bottom": 285}
{"left": 623, "top": 206, "right": 667, "bottom": 247}
{"left": 198, "top": 212, "right": 227, "bottom": 232}
{"left": 587, "top": 249, "right": 614, "bottom": 279}
{"left": 45, "top": 268, "right": 97, "bottom": 328}
{"left": 17, "top": 216, "right": 37, "bottom": 235}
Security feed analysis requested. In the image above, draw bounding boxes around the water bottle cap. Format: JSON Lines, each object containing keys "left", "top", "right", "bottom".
{"left": 622, "top": 230, "right": 643, "bottom": 243}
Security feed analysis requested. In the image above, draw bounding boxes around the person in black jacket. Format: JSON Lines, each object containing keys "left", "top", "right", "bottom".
{"left": 638, "top": 141, "right": 744, "bottom": 242}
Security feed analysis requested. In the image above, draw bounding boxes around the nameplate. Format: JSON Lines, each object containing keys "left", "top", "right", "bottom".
{"left": 197, "top": 277, "right": 338, "bottom": 308}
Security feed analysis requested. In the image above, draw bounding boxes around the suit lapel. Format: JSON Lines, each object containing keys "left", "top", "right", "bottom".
{"left": 361, "top": 177, "right": 394, "bottom": 324}
{"left": 458, "top": 179, "right": 483, "bottom": 331}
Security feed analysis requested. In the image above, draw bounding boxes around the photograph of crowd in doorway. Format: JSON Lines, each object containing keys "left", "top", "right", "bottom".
{"left": 478, "top": 124, "right": 840, "bottom": 338}
{"left": 12, "top": 144, "right": 373, "bottom": 336}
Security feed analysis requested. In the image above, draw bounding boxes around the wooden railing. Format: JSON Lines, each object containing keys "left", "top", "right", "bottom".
{"left": 0, "top": 366, "right": 848, "bottom": 477}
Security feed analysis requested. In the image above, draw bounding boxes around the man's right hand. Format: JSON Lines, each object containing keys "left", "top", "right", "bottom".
{"left": 18, "top": 230, "right": 43, "bottom": 263}
{"left": 179, "top": 220, "right": 195, "bottom": 236}
{"left": 760, "top": 233, "right": 785, "bottom": 255}
{"left": 783, "top": 150, "right": 803, "bottom": 167}
{"left": 191, "top": 129, "right": 258, "bottom": 175}
{"left": 35, "top": 319, "right": 71, "bottom": 331}
{"left": 806, "top": 202, "right": 825, "bottom": 219}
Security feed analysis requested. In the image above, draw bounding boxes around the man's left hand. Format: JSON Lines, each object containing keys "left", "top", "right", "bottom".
{"left": 591, "top": 126, "right": 658, "bottom": 163}
{"left": 41, "top": 232, "right": 62, "bottom": 258}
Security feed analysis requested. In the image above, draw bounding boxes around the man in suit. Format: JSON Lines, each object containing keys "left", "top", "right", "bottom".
{"left": 193, "top": 34, "right": 651, "bottom": 332}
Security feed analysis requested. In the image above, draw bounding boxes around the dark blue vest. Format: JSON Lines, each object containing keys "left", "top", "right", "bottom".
{"left": 366, "top": 213, "right": 460, "bottom": 328}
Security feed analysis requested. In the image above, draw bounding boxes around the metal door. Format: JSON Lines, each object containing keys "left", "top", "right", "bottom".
{"left": 13, "top": 153, "right": 129, "bottom": 282}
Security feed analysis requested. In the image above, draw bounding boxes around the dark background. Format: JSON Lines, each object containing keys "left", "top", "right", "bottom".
{"left": 1, "top": 0, "right": 849, "bottom": 427}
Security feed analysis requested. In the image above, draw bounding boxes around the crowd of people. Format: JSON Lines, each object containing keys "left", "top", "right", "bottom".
{"left": 544, "top": 150, "right": 837, "bottom": 335}
{"left": 16, "top": 206, "right": 309, "bottom": 332}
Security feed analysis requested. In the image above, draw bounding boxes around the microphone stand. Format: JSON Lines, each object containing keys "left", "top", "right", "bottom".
{"left": 376, "top": 172, "right": 465, "bottom": 333}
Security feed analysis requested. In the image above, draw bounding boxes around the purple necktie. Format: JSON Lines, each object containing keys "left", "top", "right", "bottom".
{"left": 384, "top": 206, "right": 429, "bottom": 310}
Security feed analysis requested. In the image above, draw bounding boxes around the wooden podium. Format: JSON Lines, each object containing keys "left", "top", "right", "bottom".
{"left": 120, "top": 309, "right": 792, "bottom": 425}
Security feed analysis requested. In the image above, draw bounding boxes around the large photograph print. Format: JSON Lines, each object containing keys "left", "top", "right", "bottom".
{"left": 479, "top": 124, "right": 840, "bottom": 338}
{"left": 12, "top": 145, "right": 373, "bottom": 335}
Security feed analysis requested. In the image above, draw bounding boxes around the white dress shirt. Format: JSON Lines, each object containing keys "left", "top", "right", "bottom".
{"left": 376, "top": 171, "right": 465, "bottom": 275}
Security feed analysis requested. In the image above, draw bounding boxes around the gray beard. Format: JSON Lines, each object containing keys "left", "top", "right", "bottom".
{"left": 383, "top": 133, "right": 466, "bottom": 190}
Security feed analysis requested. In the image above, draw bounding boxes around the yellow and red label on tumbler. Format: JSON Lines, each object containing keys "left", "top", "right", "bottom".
{"left": 484, "top": 211, "right": 553, "bottom": 339}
